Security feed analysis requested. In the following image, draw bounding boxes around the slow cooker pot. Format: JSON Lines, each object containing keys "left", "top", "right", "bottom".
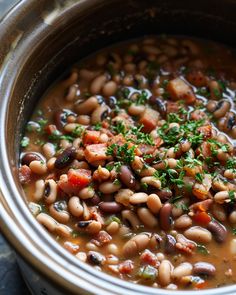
{"left": 1, "top": 0, "right": 236, "bottom": 294}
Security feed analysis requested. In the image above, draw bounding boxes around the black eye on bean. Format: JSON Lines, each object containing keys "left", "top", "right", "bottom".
{"left": 54, "top": 109, "right": 76, "bottom": 130}
{"left": 87, "top": 251, "right": 105, "bottom": 265}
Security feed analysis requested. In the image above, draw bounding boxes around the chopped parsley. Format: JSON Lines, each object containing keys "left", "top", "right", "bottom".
{"left": 228, "top": 190, "right": 235, "bottom": 204}
{"left": 106, "top": 143, "right": 136, "bottom": 164}
{"left": 20, "top": 136, "right": 29, "bottom": 148}
{"left": 197, "top": 244, "right": 209, "bottom": 255}
{"left": 136, "top": 90, "right": 149, "bottom": 105}
{"left": 195, "top": 172, "right": 204, "bottom": 183}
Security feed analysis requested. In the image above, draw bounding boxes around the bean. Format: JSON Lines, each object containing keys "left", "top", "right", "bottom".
{"left": 44, "top": 179, "right": 57, "bottom": 204}
{"left": 172, "top": 263, "right": 193, "bottom": 280}
{"left": 54, "top": 147, "right": 76, "bottom": 169}
{"left": 21, "top": 152, "right": 43, "bottom": 166}
{"left": 147, "top": 194, "right": 162, "bottom": 214}
{"left": 56, "top": 224, "right": 72, "bottom": 238}
{"left": 214, "top": 190, "right": 235, "bottom": 204}
{"left": 213, "top": 100, "right": 230, "bottom": 119}
{"left": 89, "top": 194, "right": 101, "bottom": 206}
{"left": 79, "top": 187, "right": 95, "bottom": 199}
{"left": 99, "top": 181, "right": 121, "bottom": 194}
{"left": 86, "top": 221, "right": 102, "bottom": 234}
{"left": 28, "top": 202, "right": 41, "bottom": 216}
{"left": 42, "top": 143, "right": 56, "bottom": 159}
{"left": 122, "top": 210, "right": 140, "bottom": 229}
{"left": 137, "top": 207, "right": 158, "bottom": 228}
{"left": 174, "top": 214, "right": 192, "bottom": 229}
{"left": 106, "top": 221, "right": 120, "bottom": 235}
{"left": 68, "top": 196, "right": 84, "bottom": 217}
{"left": 47, "top": 157, "right": 56, "bottom": 171}
{"left": 212, "top": 203, "right": 226, "bottom": 222}
{"left": 87, "top": 251, "right": 105, "bottom": 265}
{"left": 207, "top": 220, "right": 227, "bottom": 243}
{"left": 65, "top": 84, "right": 79, "bottom": 101}
{"left": 182, "top": 39, "right": 199, "bottom": 55}
{"left": 49, "top": 201, "right": 70, "bottom": 223}
{"left": 36, "top": 213, "right": 58, "bottom": 232}
{"left": 157, "top": 189, "right": 173, "bottom": 202}
{"left": 193, "top": 262, "right": 216, "bottom": 276}
{"left": 77, "top": 115, "right": 90, "bottom": 125}
{"left": 90, "top": 75, "right": 107, "bottom": 94}
{"left": 102, "top": 81, "right": 117, "bottom": 97}
{"left": 142, "top": 45, "right": 161, "bottom": 55}
{"left": 29, "top": 160, "right": 47, "bottom": 175}
{"left": 75, "top": 96, "right": 99, "bottom": 115}
{"left": 159, "top": 203, "right": 173, "bottom": 231}
{"left": 93, "top": 166, "right": 110, "bottom": 181}
{"left": 115, "top": 189, "right": 134, "bottom": 206}
{"left": 230, "top": 239, "right": 236, "bottom": 255}
{"left": 119, "top": 165, "right": 136, "bottom": 189}
{"left": 141, "top": 176, "right": 161, "bottom": 189}
{"left": 229, "top": 211, "right": 236, "bottom": 224}
{"left": 165, "top": 234, "right": 176, "bottom": 254}
{"left": 76, "top": 252, "right": 87, "bottom": 262}
{"left": 224, "top": 169, "right": 236, "bottom": 179}
{"left": 107, "top": 244, "right": 120, "bottom": 257}
{"left": 33, "top": 179, "right": 45, "bottom": 202}
{"left": 158, "top": 260, "right": 173, "bottom": 286}
{"left": 207, "top": 100, "right": 217, "bottom": 112}
{"left": 122, "top": 233, "right": 150, "bottom": 257}
{"left": 60, "top": 139, "right": 72, "bottom": 150}
{"left": 128, "top": 104, "right": 145, "bottom": 116}
{"left": 91, "top": 105, "right": 109, "bottom": 124}
{"left": 184, "top": 226, "right": 212, "bottom": 243}
{"left": 99, "top": 202, "right": 123, "bottom": 214}
{"left": 129, "top": 192, "right": 148, "bottom": 204}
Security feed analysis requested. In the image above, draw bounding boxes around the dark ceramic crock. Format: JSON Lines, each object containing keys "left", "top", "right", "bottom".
{"left": 1, "top": 0, "right": 236, "bottom": 294}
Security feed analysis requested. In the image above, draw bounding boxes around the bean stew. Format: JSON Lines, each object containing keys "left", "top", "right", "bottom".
{"left": 19, "top": 36, "right": 236, "bottom": 290}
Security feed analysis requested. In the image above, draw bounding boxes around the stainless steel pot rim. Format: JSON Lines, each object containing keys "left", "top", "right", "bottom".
{"left": 0, "top": 0, "right": 236, "bottom": 294}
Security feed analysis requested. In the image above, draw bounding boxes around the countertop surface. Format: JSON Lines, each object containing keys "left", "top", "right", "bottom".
{"left": 0, "top": 3, "right": 30, "bottom": 295}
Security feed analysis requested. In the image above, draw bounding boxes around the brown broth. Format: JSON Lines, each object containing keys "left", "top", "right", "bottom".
{"left": 20, "top": 36, "right": 236, "bottom": 290}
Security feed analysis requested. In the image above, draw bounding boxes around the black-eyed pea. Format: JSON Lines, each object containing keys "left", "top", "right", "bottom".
{"left": 229, "top": 211, "right": 236, "bottom": 224}
{"left": 115, "top": 189, "right": 133, "bottom": 206}
{"left": 106, "top": 221, "right": 120, "bottom": 235}
{"left": 106, "top": 244, "right": 120, "bottom": 256}
{"left": 86, "top": 242, "right": 99, "bottom": 251}
{"left": 68, "top": 196, "right": 84, "bottom": 217}
{"left": 214, "top": 191, "right": 234, "bottom": 204}
{"left": 90, "top": 74, "right": 107, "bottom": 94}
{"left": 59, "top": 139, "right": 72, "bottom": 150}
{"left": 65, "top": 84, "right": 79, "bottom": 101}
{"left": 213, "top": 100, "right": 230, "bottom": 119}
{"left": 76, "top": 115, "right": 90, "bottom": 125}
{"left": 122, "top": 233, "right": 150, "bottom": 257}
{"left": 102, "top": 81, "right": 117, "bottom": 97}
{"left": 28, "top": 202, "right": 41, "bottom": 216}
{"left": 29, "top": 160, "right": 47, "bottom": 175}
{"left": 172, "top": 263, "right": 193, "bottom": 280}
{"left": 184, "top": 226, "right": 212, "bottom": 243}
{"left": 76, "top": 251, "right": 87, "bottom": 262}
{"left": 49, "top": 201, "right": 70, "bottom": 224}
{"left": 140, "top": 176, "right": 161, "bottom": 189}
{"left": 33, "top": 179, "right": 45, "bottom": 202}
{"left": 216, "top": 149, "right": 230, "bottom": 162}
{"left": 99, "top": 133, "right": 109, "bottom": 143}
{"left": 131, "top": 156, "right": 144, "bottom": 171}
{"left": 224, "top": 169, "right": 236, "bottom": 179}
{"left": 156, "top": 253, "right": 165, "bottom": 261}
{"left": 82, "top": 201, "right": 91, "bottom": 220}
{"left": 207, "top": 100, "right": 217, "bottom": 112}
{"left": 91, "top": 105, "right": 109, "bottom": 124}
{"left": 122, "top": 210, "right": 140, "bottom": 229}
{"left": 94, "top": 166, "right": 110, "bottom": 181}
{"left": 56, "top": 224, "right": 72, "bottom": 238}
{"left": 127, "top": 104, "right": 145, "bottom": 116}
{"left": 129, "top": 192, "right": 148, "bottom": 204}
{"left": 36, "top": 213, "right": 58, "bottom": 232}
{"left": 147, "top": 194, "right": 162, "bottom": 214}
{"left": 99, "top": 181, "right": 121, "bottom": 194}
{"left": 75, "top": 96, "right": 99, "bottom": 115}
{"left": 158, "top": 260, "right": 173, "bottom": 286}
{"left": 86, "top": 220, "right": 102, "bottom": 234}
{"left": 44, "top": 179, "right": 57, "bottom": 204}
{"left": 42, "top": 143, "right": 56, "bottom": 159}
{"left": 137, "top": 207, "right": 158, "bottom": 228}
{"left": 78, "top": 187, "right": 95, "bottom": 199}
{"left": 174, "top": 214, "right": 192, "bottom": 229}
{"left": 72, "top": 138, "right": 82, "bottom": 149}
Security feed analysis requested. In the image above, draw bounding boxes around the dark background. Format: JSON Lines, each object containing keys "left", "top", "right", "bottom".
{"left": 0, "top": 0, "right": 30, "bottom": 294}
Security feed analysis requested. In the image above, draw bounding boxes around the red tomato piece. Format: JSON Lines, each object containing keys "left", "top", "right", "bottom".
{"left": 19, "top": 165, "right": 32, "bottom": 184}
{"left": 118, "top": 260, "right": 134, "bottom": 274}
{"left": 83, "top": 130, "right": 100, "bottom": 145}
{"left": 68, "top": 169, "right": 91, "bottom": 188}
{"left": 192, "top": 211, "right": 211, "bottom": 225}
{"left": 167, "top": 78, "right": 196, "bottom": 104}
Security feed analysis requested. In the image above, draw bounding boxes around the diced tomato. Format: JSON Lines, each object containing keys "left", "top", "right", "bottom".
{"left": 140, "top": 250, "right": 158, "bottom": 267}
{"left": 68, "top": 169, "right": 91, "bottom": 188}
{"left": 58, "top": 169, "right": 91, "bottom": 194}
{"left": 109, "top": 134, "right": 126, "bottom": 146}
{"left": 139, "top": 108, "right": 160, "bottom": 132}
{"left": 196, "top": 142, "right": 212, "bottom": 158}
{"left": 190, "top": 199, "right": 213, "bottom": 212}
{"left": 192, "top": 211, "right": 211, "bottom": 225}
{"left": 167, "top": 78, "right": 196, "bottom": 104}
{"left": 92, "top": 231, "right": 112, "bottom": 246}
{"left": 118, "top": 260, "right": 134, "bottom": 274}
{"left": 84, "top": 143, "right": 108, "bottom": 163}
{"left": 195, "top": 281, "right": 208, "bottom": 289}
{"left": 83, "top": 130, "right": 100, "bottom": 145}
{"left": 19, "top": 165, "right": 32, "bottom": 184}
{"left": 197, "top": 125, "right": 212, "bottom": 139}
